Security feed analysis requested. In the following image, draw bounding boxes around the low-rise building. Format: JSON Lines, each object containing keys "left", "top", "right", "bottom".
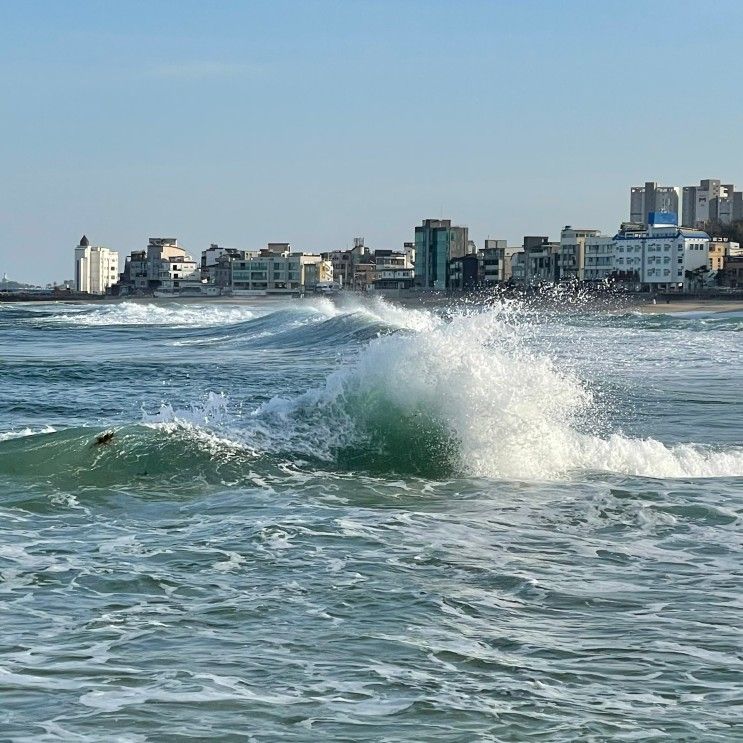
{"left": 449, "top": 254, "right": 480, "bottom": 290}
{"left": 478, "top": 238, "right": 523, "bottom": 286}
{"left": 218, "top": 244, "right": 332, "bottom": 295}
{"left": 523, "top": 236, "right": 559, "bottom": 285}
{"left": 116, "top": 237, "right": 200, "bottom": 295}
{"left": 201, "top": 244, "right": 241, "bottom": 283}
{"left": 372, "top": 248, "right": 414, "bottom": 291}
{"left": 74, "top": 235, "right": 119, "bottom": 294}
{"left": 559, "top": 227, "right": 603, "bottom": 281}
{"left": 510, "top": 251, "right": 526, "bottom": 284}
{"left": 721, "top": 256, "right": 743, "bottom": 288}
{"left": 321, "top": 238, "right": 371, "bottom": 289}
{"left": 612, "top": 213, "right": 709, "bottom": 292}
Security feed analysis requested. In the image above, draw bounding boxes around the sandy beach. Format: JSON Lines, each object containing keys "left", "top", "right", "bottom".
{"left": 632, "top": 298, "right": 743, "bottom": 314}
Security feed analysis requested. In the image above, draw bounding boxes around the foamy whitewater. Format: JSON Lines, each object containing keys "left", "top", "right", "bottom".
{"left": 1, "top": 297, "right": 741, "bottom": 740}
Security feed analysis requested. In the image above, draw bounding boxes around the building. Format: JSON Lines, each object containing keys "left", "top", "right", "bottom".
{"left": 682, "top": 179, "right": 743, "bottom": 227}
{"left": 201, "top": 244, "right": 241, "bottom": 283}
{"left": 583, "top": 234, "right": 614, "bottom": 282}
{"left": 524, "top": 237, "right": 559, "bottom": 285}
{"left": 721, "top": 256, "right": 743, "bottom": 288}
{"left": 74, "top": 235, "right": 119, "bottom": 294}
{"left": 558, "top": 227, "right": 601, "bottom": 281}
{"left": 414, "top": 219, "right": 468, "bottom": 289}
{"left": 218, "top": 244, "right": 332, "bottom": 295}
{"left": 321, "top": 238, "right": 371, "bottom": 289}
{"left": 448, "top": 254, "right": 480, "bottom": 290}
{"left": 510, "top": 251, "right": 526, "bottom": 284}
{"left": 479, "top": 239, "right": 507, "bottom": 285}
{"left": 116, "top": 237, "right": 200, "bottom": 295}
{"left": 630, "top": 182, "right": 681, "bottom": 225}
{"left": 146, "top": 238, "right": 200, "bottom": 293}
{"left": 612, "top": 212, "right": 709, "bottom": 292}
{"left": 372, "top": 249, "right": 414, "bottom": 291}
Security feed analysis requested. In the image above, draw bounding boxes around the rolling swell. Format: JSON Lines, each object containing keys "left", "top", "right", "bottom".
{"left": 2, "top": 299, "right": 742, "bottom": 483}
{"left": 0, "top": 425, "right": 260, "bottom": 495}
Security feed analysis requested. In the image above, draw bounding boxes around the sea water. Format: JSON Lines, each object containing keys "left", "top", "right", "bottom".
{"left": 0, "top": 297, "right": 741, "bottom": 741}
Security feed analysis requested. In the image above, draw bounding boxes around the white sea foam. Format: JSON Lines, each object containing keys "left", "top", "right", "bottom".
{"left": 0, "top": 425, "right": 56, "bottom": 442}
{"left": 252, "top": 303, "right": 743, "bottom": 480}
{"left": 46, "top": 302, "right": 260, "bottom": 327}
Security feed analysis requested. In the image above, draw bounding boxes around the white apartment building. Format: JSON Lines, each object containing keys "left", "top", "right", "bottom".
{"left": 74, "top": 235, "right": 119, "bottom": 294}
{"left": 612, "top": 216, "right": 709, "bottom": 291}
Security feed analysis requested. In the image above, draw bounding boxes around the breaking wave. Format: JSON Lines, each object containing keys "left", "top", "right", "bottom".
{"left": 248, "top": 303, "right": 743, "bottom": 480}
{"left": 2, "top": 298, "right": 741, "bottom": 483}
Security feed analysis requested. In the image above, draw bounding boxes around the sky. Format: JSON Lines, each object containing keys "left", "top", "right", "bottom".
{"left": 1, "top": 0, "right": 742, "bottom": 284}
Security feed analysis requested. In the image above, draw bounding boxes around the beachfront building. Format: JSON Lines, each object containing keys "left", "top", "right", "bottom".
{"left": 612, "top": 212, "right": 709, "bottom": 292}
{"left": 521, "top": 236, "right": 559, "bottom": 285}
{"left": 510, "top": 251, "right": 526, "bottom": 284}
{"left": 201, "top": 244, "right": 242, "bottom": 283}
{"left": 414, "top": 219, "right": 469, "bottom": 290}
{"left": 558, "top": 227, "right": 601, "bottom": 281}
{"left": 482, "top": 242, "right": 522, "bottom": 284}
{"left": 218, "top": 244, "right": 332, "bottom": 295}
{"left": 321, "top": 238, "right": 371, "bottom": 289}
{"left": 583, "top": 234, "right": 615, "bottom": 282}
{"left": 145, "top": 238, "right": 200, "bottom": 293}
{"left": 74, "top": 235, "right": 119, "bottom": 294}
{"left": 449, "top": 254, "right": 480, "bottom": 290}
{"left": 630, "top": 182, "right": 681, "bottom": 225}
{"left": 116, "top": 237, "right": 201, "bottom": 295}
{"left": 372, "top": 249, "right": 414, "bottom": 291}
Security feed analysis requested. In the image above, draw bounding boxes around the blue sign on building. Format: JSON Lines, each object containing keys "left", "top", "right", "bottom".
{"left": 648, "top": 211, "right": 678, "bottom": 226}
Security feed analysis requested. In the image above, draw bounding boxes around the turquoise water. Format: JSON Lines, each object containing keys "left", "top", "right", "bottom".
{"left": 1, "top": 297, "right": 741, "bottom": 741}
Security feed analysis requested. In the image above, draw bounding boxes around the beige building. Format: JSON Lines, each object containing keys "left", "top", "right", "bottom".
{"left": 559, "top": 227, "right": 602, "bottom": 281}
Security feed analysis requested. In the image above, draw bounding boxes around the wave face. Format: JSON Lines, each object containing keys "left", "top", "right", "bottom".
{"left": 2, "top": 297, "right": 742, "bottom": 481}
{"left": 1, "top": 296, "right": 742, "bottom": 740}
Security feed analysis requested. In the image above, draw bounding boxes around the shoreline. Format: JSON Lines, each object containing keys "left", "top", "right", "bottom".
{"left": 2, "top": 291, "right": 742, "bottom": 315}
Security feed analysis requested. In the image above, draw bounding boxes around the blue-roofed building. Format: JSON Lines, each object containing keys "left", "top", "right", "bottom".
{"left": 612, "top": 213, "right": 710, "bottom": 292}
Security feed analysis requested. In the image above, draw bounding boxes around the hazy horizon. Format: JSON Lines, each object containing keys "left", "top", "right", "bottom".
{"left": 2, "top": 0, "right": 742, "bottom": 284}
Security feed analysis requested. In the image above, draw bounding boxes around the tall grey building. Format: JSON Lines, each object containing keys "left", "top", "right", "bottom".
{"left": 629, "top": 182, "right": 680, "bottom": 224}
{"left": 682, "top": 179, "right": 741, "bottom": 226}
{"left": 414, "top": 219, "right": 468, "bottom": 289}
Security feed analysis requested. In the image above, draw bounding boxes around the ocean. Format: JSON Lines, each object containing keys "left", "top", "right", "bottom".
{"left": 0, "top": 296, "right": 741, "bottom": 741}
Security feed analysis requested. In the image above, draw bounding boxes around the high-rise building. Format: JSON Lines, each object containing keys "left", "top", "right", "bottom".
{"left": 629, "top": 182, "right": 680, "bottom": 225}
{"left": 74, "top": 235, "right": 119, "bottom": 294}
{"left": 682, "top": 179, "right": 742, "bottom": 227}
{"left": 414, "top": 219, "right": 468, "bottom": 289}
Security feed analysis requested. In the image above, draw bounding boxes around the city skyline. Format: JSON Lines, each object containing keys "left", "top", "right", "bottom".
{"left": 2, "top": 0, "right": 743, "bottom": 283}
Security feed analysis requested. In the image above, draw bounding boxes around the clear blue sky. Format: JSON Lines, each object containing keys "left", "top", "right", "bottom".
{"left": 1, "top": 0, "right": 742, "bottom": 283}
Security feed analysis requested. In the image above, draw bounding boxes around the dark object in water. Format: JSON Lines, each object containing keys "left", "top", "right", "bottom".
{"left": 92, "top": 431, "right": 115, "bottom": 447}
